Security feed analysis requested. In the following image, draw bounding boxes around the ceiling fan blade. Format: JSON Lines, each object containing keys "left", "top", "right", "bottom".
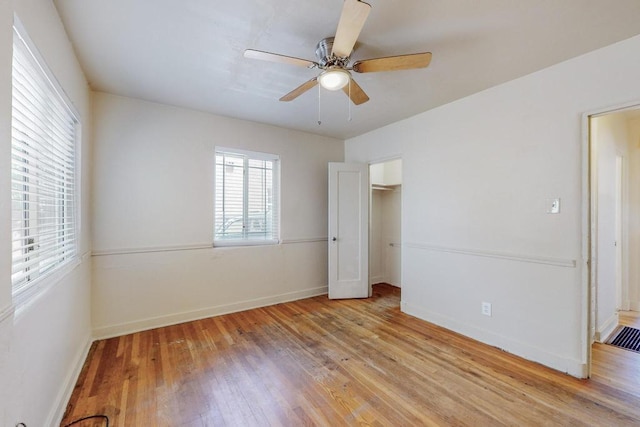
{"left": 244, "top": 49, "right": 318, "bottom": 68}
{"left": 352, "top": 52, "right": 432, "bottom": 73}
{"left": 332, "top": 0, "right": 371, "bottom": 58}
{"left": 280, "top": 77, "right": 319, "bottom": 102}
{"left": 342, "top": 78, "right": 369, "bottom": 105}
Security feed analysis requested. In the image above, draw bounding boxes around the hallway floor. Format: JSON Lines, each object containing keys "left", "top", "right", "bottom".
{"left": 591, "top": 311, "right": 640, "bottom": 398}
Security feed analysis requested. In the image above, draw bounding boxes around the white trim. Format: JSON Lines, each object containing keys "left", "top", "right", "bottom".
{"left": 93, "top": 285, "right": 328, "bottom": 339}
{"left": 214, "top": 239, "right": 279, "bottom": 248}
{"left": 11, "top": 18, "right": 81, "bottom": 301}
{"left": 370, "top": 275, "right": 384, "bottom": 285}
{"left": 13, "top": 257, "right": 82, "bottom": 311}
{"left": 214, "top": 147, "right": 280, "bottom": 244}
{"left": 92, "top": 243, "right": 213, "bottom": 257}
{"left": 215, "top": 146, "right": 279, "bottom": 161}
{"left": 93, "top": 239, "right": 326, "bottom": 257}
{"left": 587, "top": 101, "right": 640, "bottom": 119}
{"left": 367, "top": 154, "right": 403, "bottom": 166}
{"left": 12, "top": 15, "right": 81, "bottom": 120}
{"left": 595, "top": 312, "right": 619, "bottom": 343}
{"left": 581, "top": 109, "right": 593, "bottom": 375}
{"left": 620, "top": 299, "right": 631, "bottom": 312}
{"left": 404, "top": 242, "right": 577, "bottom": 268}
{"left": 0, "top": 304, "right": 15, "bottom": 324}
{"left": 75, "top": 122, "right": 83, "bottom": 262}
{"left": 630, "top": 301, "right": 640, "bottom": 312}
{"left": 47, "top": 334, "right": 93, "bottom": 427}
{"left": 281, "top": 237, "right": 327, "bottom": 244}
{"left": 403, "top": 302, "right": 588, "bottom": 378}
{"left": 582, "top": 100, "right": 640, "bottom": 378}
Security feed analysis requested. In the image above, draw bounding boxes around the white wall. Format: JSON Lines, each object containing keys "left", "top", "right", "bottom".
{"left": 370, "top": 189, "right": 384, "bottom": 284}
{"left": 0, "top": 0, "right": 93, "bottom": 426}
{"left": 370, "top": 188, "right": 403, "bottom": 287}
{"left": 382, "top": 188, "right": 402, "bottom": 286}
{"left": 92, "top": 92, "right": 343, "bottom": 337}
{"left": 627, "top": 117, "right": 640, "bottom": 311}
{"left": 370, "top": 191, "right": 402, "bottom": 286}
{"left": 346, "top": 35, "right": 640, "bottom": 377}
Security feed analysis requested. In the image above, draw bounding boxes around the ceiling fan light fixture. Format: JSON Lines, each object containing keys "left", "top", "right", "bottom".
{"left": 318, "top": 68, "right": 351, "bottom": 91}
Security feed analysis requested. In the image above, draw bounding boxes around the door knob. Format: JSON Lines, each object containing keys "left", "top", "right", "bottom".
{"left": 332, "top": 237, "right": 337, "bottom": 242}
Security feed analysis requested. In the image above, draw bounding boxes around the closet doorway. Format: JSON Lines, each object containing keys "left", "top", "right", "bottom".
{"left": 369, "top": 159, "right": 402, "bottom": 293}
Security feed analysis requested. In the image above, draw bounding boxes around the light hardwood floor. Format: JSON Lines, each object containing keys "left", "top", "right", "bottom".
{"left": 591, "top": 311, "right": 640, "bottom": 399}
{"left": 618, "top": 311, "right": 640, "bottom": 329}
{"left": 62, "top": 284, "right": 640, "bottom": 426}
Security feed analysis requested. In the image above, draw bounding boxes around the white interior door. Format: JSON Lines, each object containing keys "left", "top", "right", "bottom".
{"left": 328, "top": 162, "right": 369, "bottom": 299}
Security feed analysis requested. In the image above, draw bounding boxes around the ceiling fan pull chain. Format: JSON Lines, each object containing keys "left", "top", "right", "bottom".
{"left": 318, "top": 84, "right": 322, "bottom": 125}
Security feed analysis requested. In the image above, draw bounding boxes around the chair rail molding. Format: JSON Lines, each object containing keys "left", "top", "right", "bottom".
{"left": 404, "top": 242, "right": 577, "bottom": 268}
{"left": 93, "top": 238, "right": 329, "bottom": 257}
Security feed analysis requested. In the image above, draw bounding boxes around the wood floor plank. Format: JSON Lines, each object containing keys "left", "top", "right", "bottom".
{"left": 62, "top": 284, "right": 640, "bottom": 426}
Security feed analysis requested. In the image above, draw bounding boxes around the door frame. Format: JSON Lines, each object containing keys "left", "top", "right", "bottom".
{"left": 582, "top": 101, "right": 640, "bottom": 377}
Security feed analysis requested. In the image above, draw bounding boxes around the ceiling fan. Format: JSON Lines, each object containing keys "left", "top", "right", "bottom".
{"left": 244, "top": 0, "right": 432, "bottom": 105}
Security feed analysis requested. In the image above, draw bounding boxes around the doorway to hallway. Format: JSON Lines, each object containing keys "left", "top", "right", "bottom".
{"left": 588, "top": 106, "right": 640, "bottom": 379}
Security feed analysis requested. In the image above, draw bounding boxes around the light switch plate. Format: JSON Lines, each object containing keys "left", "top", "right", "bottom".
{"left": 546, "top": 198, "right": 560, "bottom": 214}
{"left": 481, "top": 302, "right": 492, "bottom": 316}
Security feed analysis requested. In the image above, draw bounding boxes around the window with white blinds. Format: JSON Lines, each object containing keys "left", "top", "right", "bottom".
{"left": 10, "top": 26, "right": 78, "bottom": 297}
{"left": 214, "top": 148, "right": 279, "bottom": 245}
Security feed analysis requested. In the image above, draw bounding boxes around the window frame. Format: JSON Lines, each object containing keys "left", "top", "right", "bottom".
{"left": 214, "top": 147, "right": 280, "bottom": 247}
{"left": 10, "top": 19, "right": 81, "bottom": 303}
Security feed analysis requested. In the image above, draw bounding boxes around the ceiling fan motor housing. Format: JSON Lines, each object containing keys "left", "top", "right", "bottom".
{"left": 316, "top": 37, "right": 350, "bottom": 68}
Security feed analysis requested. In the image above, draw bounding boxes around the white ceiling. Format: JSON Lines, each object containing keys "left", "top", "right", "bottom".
{"left": 54, "top": 0, "right": 640, "bottom": 140}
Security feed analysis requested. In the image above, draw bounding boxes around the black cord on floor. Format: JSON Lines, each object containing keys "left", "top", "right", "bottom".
{"left": 63, "top": 414, "right": 109, "bottom": 427}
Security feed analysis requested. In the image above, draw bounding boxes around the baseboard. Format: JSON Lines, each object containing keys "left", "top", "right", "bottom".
{"left": 595, "top": 312, "right": 619, "bottom": 343}
{"left": 629, "top": 301, "right": 640, "bottom": 312}
{"left": 370, "top": 275, "right": 384, "bottom": 285}
{"left": 403, "top": 303, "right": 587, "bottom": 379}
{"left": 384, "top": 280, "right": 401, "bottom": 288}
{"left": 47, "top": 333, "right": 93, "bottom": 426}
{"left": 94, "top": 286, "right": 329, "bottom": 339}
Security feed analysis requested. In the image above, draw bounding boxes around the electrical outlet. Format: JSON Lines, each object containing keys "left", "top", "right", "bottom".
{"left": 481, "top": 302, "right": 492, "bottom": 316}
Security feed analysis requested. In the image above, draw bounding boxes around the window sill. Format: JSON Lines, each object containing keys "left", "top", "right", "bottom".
{"left": 213, "top": 239, "right": 280, "bottom": 248}
{"left": 13, "top": 256, "right": 83, "bottom": 316}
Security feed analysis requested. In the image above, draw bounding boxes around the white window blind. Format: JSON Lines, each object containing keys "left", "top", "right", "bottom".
{"left": 10, "top": 26, "right": 78, "bottom": 296}
{"left": 214, "top": 148, "right": 279, "bottom": 245}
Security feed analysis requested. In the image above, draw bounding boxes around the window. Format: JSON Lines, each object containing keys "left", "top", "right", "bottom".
{"left": 214, "top": 148, "right": 279, "bottom": 245}
{"left": 10, "top": 26, "right": 79, "bottom": 298}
